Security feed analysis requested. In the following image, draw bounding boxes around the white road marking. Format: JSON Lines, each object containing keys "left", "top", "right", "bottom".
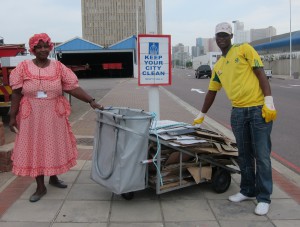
{"left": 279, "top": 86, "right": 293, "bottom": 88}
{"left": 191, "top": 88, "right": 205, "bottom": 94}
{"left": 280, "top": 84, "right": 300, "bottom": 88}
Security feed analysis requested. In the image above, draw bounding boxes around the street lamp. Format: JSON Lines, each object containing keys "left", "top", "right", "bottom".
{"left": 289, "top": 0, "right": 292, "bottom": 77}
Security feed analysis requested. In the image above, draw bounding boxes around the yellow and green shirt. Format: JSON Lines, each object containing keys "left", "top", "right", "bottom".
{"left": 209, "top": 43, "right": 264, "bottom": 107}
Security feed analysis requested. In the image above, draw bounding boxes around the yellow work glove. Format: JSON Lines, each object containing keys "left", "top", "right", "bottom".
{"left": 262, "top": 96, "right": 277, "bottom": 123}
{"left": 193, "top": 111, "right": 205, "bottom": 125}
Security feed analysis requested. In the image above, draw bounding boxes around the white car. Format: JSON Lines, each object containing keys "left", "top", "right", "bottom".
{"left": 264, "top": 69, "right": 272, "bottom": 80}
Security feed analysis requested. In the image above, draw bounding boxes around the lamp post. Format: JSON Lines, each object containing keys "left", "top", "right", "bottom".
{"left": 136, "top": 0, "right": 138, "bottom": 36}
{"left": 135, "top": 0, "right": 139, "bottom": 77}
{"left": 289, "top": 0, "right": 292, "bottom": 77}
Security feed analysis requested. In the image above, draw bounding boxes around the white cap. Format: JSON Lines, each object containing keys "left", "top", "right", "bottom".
{"left": 215, "top": 22, "right": 232, "bottom": 35}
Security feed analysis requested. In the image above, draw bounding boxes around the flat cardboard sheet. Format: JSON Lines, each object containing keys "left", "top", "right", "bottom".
{"left": 187, "top": 166, "right": 212, "bottom": 183}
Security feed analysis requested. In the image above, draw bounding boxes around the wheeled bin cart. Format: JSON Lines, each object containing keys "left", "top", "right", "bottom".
{"left": 91, "top": 107, "right": 154, "bottom": 196}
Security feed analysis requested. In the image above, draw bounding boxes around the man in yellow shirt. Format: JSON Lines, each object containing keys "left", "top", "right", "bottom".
{"left": 194, "top": 22, "right": 277, "bottom": 215}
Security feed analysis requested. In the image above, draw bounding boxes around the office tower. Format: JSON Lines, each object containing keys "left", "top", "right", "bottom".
{"left": 81, "top": 0, "right": 162, "bottom": 46}
{"left": 233, "top": 20, "right": 276, "bottom": 43}
{"left": 232, "top": 20, "right": 250, "bottom": 44}
{"left": 250, "top": 26, "right": 277, "bottom": 42}
{"left": 195, "top": 37, "right": 219, "bottom": 55}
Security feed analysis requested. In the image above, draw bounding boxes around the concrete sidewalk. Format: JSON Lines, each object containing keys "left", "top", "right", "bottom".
{"left": 0, "top": 77, "right": 300, "bottom": 227}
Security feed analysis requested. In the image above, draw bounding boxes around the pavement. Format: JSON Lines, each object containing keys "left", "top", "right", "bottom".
{"left": 0, "top": 74, "right": 300, "bottom": 227}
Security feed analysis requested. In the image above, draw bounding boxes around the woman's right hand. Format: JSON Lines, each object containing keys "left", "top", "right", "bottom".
{"left": 89, "top": 100, "right": 104, "bottom": 110}
{"left": 9, "top": 117, "right": 18, "bottom": 133}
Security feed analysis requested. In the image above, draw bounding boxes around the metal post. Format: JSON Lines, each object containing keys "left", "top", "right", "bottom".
{"left": 290, "top": 0, "right": 292, "bottom": 78}
{"left": 145, "top": 0, "right": 160, "bottom": 120}
{"left": 136, "top": 0, "right": 139, "bottom": 36}
{"left": 135, "top": 0, "right": 139, "bottom": 78}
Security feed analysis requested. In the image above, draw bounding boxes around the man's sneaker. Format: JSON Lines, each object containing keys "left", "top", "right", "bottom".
{"left": 255, "top": 202, "right": 270, "bottom": 215}
{"left": 228, "top": 192, "right": 255, "bottom": 202}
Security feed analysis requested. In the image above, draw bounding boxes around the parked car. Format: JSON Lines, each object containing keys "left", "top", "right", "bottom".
{"left": 195, "top": 65, "right": 212, "bottom": 79}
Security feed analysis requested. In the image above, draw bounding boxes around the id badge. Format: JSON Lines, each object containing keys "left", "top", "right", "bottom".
{"left": 36, "top": 91, "right": 47, "bottom": 98}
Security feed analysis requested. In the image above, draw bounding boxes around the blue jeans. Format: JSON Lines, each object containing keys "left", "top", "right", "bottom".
{"left": 231, "top": 106, "right": 273, "bottom": 203}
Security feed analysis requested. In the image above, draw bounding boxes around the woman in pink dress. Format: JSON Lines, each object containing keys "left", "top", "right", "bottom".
{"left": 9, "top": 33, "right": 103, "bottom": 202}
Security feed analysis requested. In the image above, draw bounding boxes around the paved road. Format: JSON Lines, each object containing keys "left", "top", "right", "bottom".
{"left": 166, "top": 68, "right": 300, "bottom": 173}
{"left": 69, "top": 78, "right": 125, "bottom": 123}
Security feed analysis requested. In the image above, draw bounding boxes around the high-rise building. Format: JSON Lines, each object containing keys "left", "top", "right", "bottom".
{"left": 232, "top": 20, "right": 249, "bottom": 44}
{"left": 191, "top": 46, "right": 203, "bottom": 57}
{"left": 172, "top": 43, "right": 191, "bottom": 67}
{"left": 194, "top": 37, "right": 219, "bottom": 56}
{"left": 250, "top": 26, "right": 276, "bottom": 42}
{"left": 232, "top": 20, "right": 276, "bottom": 43}
{"left": 81, "top": 0, "right": 162, "bottom": 46}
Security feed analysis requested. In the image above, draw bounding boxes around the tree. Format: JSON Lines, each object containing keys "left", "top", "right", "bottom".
{"left": 174, "top": 59, "right": 180, "bottom": 67}
{"left": 186, "top": 61, "right": 193, "bottom": 68}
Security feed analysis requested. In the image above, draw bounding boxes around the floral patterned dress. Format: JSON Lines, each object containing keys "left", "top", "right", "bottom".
{"left": 9, "top": 60, "right": 79, "bottom": 177}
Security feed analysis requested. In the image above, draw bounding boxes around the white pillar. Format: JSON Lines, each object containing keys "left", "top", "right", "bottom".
{"left": 145, "top": 0, "right": 157, "bottom": 34}
{"left": 145, "top": 0, "right": 160, "bottom": 120}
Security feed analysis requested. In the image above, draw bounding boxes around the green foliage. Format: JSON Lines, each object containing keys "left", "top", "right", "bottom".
{"left": 186, "top": 61, "right": 193, "bottom": 68}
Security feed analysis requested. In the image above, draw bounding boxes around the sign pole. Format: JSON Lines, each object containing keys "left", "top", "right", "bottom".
{"left": 145, "top": 0, "right": 160, "bottom": 120}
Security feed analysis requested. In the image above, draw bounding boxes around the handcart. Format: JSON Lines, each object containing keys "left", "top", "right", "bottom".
{"left": 148, "top": 123, "right": 240, "bottom": 194}
{"left": 121, "top": 121, "right": 241, "bottom": 199}
{"left": 91, "top": 108, "right": 240, "bottom": 200}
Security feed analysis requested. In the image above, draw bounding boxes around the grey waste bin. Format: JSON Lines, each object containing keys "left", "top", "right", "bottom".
{"left": 293, "top": 72, "right": 299, "bottom": 79}
{"left": 91, "top": 107, "right": 154, "bottom": 194}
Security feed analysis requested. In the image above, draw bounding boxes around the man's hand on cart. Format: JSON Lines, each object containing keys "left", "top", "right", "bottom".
{"left": 193, "top": 111, "right": 205, "bottom": 126}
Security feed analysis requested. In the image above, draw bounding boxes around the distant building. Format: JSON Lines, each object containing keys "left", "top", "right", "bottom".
{"left": 232, "top": 20, "right": 250, "bottom": 43}
{"left": 191, "top": 46, "right": 203, "bottom": 57}
{"left": 251, "top": 31, "right": 300, "bottom": 54}
{"left": 251, "top": 31, "right": 300, "bottom": 76}
{"left": 250, "top": 26, "right": 276, "bottom": 42}
{"left": 192, "top": 51, "right": 221, "bottom": 70}
{"left": 232, "top": 20, "right": 276, "bottom": 43}
{"left": 193, "top": 37, "right": 219, "bottom": 57}
{"left": 172, "top": 43, "right": 190, "bottom": 67}
{"left": 81, "top": 0, "right": 162, "bottom": 46}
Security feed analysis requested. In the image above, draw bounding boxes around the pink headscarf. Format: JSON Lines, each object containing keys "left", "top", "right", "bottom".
{"left": 29, "top": 33, "right": 54, "bottom": 53}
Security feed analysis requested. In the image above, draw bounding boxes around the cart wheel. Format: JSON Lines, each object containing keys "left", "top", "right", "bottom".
{"left": 211, "top": 169, "right": 231, "bottom": 193}
{"left": 121, "top": 192, "right": 134, "bottom": 200}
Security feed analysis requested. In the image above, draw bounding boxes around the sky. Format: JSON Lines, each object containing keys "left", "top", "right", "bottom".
{"left": 0, "top": 0, "right": 299, "bottom": 48}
